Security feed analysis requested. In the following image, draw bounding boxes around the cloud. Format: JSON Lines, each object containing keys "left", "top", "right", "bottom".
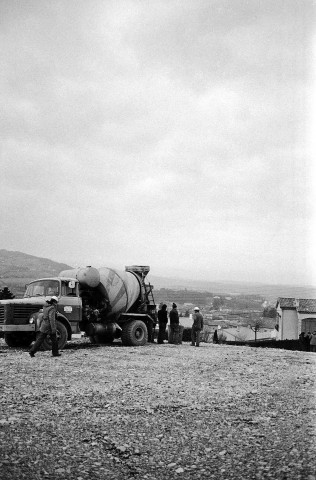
{"left": 0, "top": 0, "right": 314, "bottom": 285}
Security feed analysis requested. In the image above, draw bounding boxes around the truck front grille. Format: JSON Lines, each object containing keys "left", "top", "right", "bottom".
{"left": 0, "top": 304, "right": 40, "bottom": 325}
{"left": 14, "top": 305, "right": 41, "bottom": 319}
{"left": 13, "top": 305, "right": 40, "bottom": 321}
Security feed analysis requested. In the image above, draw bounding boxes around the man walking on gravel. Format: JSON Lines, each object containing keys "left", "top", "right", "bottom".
{"left": 191, "top": 307, "right": 203, "bottom": 347}
{"left": 29, "top": 296, "right": 61, "bottom": 358}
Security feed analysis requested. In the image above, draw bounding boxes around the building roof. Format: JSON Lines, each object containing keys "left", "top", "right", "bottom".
{"left": 276, "top": 297, "right": 316, "bottom": 313}
{"left": 277, "top": 297, "right": 296, "bottom": 309}
{"left": 297, "top": 299, "right": 316, "bottom": 313}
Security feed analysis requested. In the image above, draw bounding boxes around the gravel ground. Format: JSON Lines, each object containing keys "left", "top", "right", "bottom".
{"left": 0, "top": 339, "right": 316, "bottom": 480}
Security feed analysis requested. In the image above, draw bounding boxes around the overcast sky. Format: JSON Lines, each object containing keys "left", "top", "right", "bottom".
{"left": 1, "top": 0, "right": 315, "bottom": 286}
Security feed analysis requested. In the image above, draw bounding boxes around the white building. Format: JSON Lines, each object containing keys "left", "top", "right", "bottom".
{"left": 222, "top": 325, "right": 274, "bottom": 342}
{"left": 276, "top": 298, "right": 316, "bottom": 340}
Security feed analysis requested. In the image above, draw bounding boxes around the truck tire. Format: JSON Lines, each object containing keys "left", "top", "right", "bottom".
{"left": 121, "top": 320, "right": 148, "bottom": 346}
{"left": 4, "top": 333, "right": 33, "bottom": 348}
{"left": 40, "top": 321, "right": 68, "bottom": 351}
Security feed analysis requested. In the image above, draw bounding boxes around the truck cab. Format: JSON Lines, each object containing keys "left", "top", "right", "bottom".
{"left": 24, "top": 277, "right": 81, "bottom": 326}
{"left": 0, "top": 277, "right": 81, "bottom": 348}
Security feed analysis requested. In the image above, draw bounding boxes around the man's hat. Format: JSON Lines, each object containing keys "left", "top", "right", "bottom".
{"left": 50, "top": 296, "right": 59, "bottom": 303}
{"left": 194, "top": 307, "right": 199, "bottom": 311}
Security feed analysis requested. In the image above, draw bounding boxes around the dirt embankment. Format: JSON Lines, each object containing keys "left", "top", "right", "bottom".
{"left": 1, "top": 340, "right": 315, "bottom": 480}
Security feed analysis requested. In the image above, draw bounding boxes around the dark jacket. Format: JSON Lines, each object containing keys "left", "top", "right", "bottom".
{"left": 40, "top": 304, "right": 57, "bottom": 334}
{"left": 158, "top": 309, "right": 168, "bottom": 325}
{"left": 192, "top": 312, "right": 203, "bottom": 330}
{"left": 169, "top": 307, "right": 179, "bottom": 325}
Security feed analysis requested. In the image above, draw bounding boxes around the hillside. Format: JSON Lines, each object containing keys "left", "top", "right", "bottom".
{"left": 0, "top": 250, "right": 73, "bottom": 296}
{"left": 0, "top": 249, "right": 315, "bottom": 301}
{"left": 0, "top": 249, "right": 72, "bottom": 278}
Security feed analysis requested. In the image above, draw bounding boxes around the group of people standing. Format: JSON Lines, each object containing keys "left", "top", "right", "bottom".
{"left": 299, "top": 331, "right": 316, "bottom": 352}
{"left": 157, "top": 302, "right": 204, "bottom": 346}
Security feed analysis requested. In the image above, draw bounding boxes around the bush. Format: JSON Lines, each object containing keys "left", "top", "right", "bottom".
{"left": 201, "top": 330, "right": 212, "bottom": 343}
{"left": 0, "top": 286, "right": 15, "bottom": 299}
{"left": 182, "top": 328, "right": 219, "bottom": 344}
{"left": 249, "top": 339, "right": 302, "bottom": 351}
{"left": 217, "top": 332, "right": 227, "bottom": 344}
{"left": 225, "top": 339, "right": 303, "bottom": 351}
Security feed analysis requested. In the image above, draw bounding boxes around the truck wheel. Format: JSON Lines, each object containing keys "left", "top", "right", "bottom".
{"left": 4, "top": 333, "right": 33, "bottom": 348}
{"left": 121, "top": 320, "right": 148, "bottom": 346}
{"left": 40, "top": 322, "right": 68, "bottom": 351}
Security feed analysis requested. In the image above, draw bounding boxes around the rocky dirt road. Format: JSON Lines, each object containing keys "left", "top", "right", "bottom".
{"left": 1, "top": 340, "right": 315, "bottom": 480}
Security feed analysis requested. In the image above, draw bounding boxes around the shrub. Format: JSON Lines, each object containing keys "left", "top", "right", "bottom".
{"left": 249, "top": 339, "right": 302, "bottom": 351}
{"left": 218, "top": 333, "right": 227, "bottom": 344}
{"left": 201, "top": 330, "right": 212, "bottom": 343}
{"left": 0, "top": 286, "right": 15, "bottom": 299}
{"left": 225, "top": 339, "right": 303, "bottom": 351}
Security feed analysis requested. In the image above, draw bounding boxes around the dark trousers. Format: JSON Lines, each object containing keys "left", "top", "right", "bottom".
{"left": 30, "top": 332, "right": 59, "bottom": 356}
{"left": 191, "top": 327, "right": 201, "bottom": 346}
{"left": 147, "top": 323, "right": 156, "bottom": 343}
{"left": 170, "top": 324, "right": 180, "bottom": 344}
{"left": 158, "top": 323, "right": 167, "bottom": 344}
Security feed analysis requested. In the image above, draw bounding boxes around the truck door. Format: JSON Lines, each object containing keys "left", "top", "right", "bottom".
{"left": 59, "top": 281, "right": 82, "bottom": 333}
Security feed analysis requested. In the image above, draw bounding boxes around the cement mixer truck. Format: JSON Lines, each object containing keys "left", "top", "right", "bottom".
{"left": 0, "top": 265, "right": 157, "bottom": 350}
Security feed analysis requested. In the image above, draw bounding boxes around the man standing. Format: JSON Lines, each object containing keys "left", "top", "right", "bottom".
{"left": 191, "top": 307, "right": 204, "bottom": 347}
{"left": 157, "top": 304, "right": 168, "bottom": 344}
{"left": 169, "top": 303, "right": 180, "bottom": 344}
{"left": 29, "top": 296, "right": 61, "bottom": 357}
{"left": 310, "top": 331, "right": 316, "bottom": 353}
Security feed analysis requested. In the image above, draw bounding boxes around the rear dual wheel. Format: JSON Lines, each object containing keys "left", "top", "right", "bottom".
{"left": 121, "top": 320, "right": 148, "bottom": 346}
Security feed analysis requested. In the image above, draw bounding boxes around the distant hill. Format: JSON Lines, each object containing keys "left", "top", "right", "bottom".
{"left": 0, "top": 250, "right": 73, "bottom": 296}
{"left": 0, "top": 249, "right": 72, "bottom": 279}
{"left": 0, "top": 249, "right": 315, "bottom": 302}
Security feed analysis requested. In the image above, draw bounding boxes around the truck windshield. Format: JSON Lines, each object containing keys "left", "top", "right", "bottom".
{"left": 24, "top": 280, "right": 60, "bottom": 298}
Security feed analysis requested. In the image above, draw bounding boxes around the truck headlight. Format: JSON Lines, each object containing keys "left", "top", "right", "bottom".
{"left": 29, "top": 317, "right": 35, "bottom": 324}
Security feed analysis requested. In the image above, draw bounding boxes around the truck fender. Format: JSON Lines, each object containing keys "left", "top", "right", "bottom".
{"left": 56, "top": 313, "right": 72, "bottom": 340}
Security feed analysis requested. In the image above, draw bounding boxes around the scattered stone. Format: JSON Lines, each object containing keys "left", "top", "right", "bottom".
{"left": 117, "top": 446, "right": 126, "bottom": 452}
{"left": 176, "top": 467, "right": 184, "bottom": 473}
{"left": 0, "top": 340, "right": 315, "bottom": 480}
